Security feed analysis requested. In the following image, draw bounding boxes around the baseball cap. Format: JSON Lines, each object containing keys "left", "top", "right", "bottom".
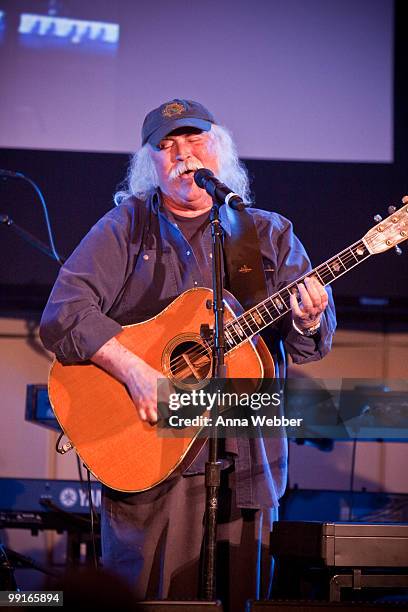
{"left": 141, "top": 99, "right": 216, "bottom": 149}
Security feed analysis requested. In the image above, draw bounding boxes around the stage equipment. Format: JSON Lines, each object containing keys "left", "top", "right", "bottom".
{"left": 270, "top": 521, "right": 408, "bottom": 603}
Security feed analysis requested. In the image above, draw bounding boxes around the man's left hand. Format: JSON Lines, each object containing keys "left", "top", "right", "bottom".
{"left": 290, "top": 276, "right": 328, "bottom": 332}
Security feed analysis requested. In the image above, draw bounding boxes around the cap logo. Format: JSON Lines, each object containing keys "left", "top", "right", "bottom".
{"left": 161, "top": 102, "right": 186, "bottom": 118}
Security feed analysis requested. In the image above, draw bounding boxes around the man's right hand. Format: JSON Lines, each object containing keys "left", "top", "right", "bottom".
{"left": 123, "top": 360, "right": 162, "bottom": 423}
{"left": 91, "top": 336, "right": 163, "bottom": 424}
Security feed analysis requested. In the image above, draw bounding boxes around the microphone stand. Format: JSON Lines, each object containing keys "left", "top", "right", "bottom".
{"left": 195, "top": 168, "right": 247, "bottom": 601}
{"left": 1, "top": 214, "right": 66, "bottom": 264}
{"left": 1, "top": 171, "right": 65, "bottom": 265}
{"left": 200, "top": 196, "right": 226, "bottom": 601}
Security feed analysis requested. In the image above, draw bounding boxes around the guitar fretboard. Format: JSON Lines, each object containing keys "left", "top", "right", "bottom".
{"left": 224, "top": 239, "right": 371, "bottom": 350}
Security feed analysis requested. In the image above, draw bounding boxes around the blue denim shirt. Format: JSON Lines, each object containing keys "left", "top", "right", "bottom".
{"left": 40, "top": 190, "right": 336, "bottom": 508}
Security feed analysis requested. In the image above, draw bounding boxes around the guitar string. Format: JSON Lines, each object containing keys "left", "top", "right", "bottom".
{"left": 166, "top": 248, "right": 372, "bottom": 380}
{"left": 167, "top": 229, "right": 398, "bottom": 378}
{"left": 166, "top": 241, "right": 373, "bottom": 376}
{"left": 166, "top": 222, "right": 406, "bottom": 378}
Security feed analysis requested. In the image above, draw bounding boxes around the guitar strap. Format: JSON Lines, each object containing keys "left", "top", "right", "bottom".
{"left": 223, "top": 207, "right": 268, "bottom": 309}
{"left": 133, "top": 195, "right": 268, "bottom": 310}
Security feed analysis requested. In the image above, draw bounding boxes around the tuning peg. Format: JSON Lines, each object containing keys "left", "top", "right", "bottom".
{"left": 373, "top": 214, "right": 383, "bottom": 223}
{"left": 388, "top": 205, "right": 397, "bottom": 214}
{"left": 395, "top": 245, "right": 402, "bottom": 255}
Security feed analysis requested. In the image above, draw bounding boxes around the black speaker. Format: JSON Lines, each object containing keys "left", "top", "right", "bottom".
{"left": 246, "top": 601, "right": 408, "bottom": 611}
{"left": 135, "top": 602, "right": 223, "bottom": 611}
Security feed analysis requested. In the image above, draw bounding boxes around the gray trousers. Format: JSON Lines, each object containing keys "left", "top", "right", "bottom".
{"left": 101, "top": 467, "right": 277, "bottom": 610}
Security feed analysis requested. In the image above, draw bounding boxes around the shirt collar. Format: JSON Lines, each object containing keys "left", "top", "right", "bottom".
{"left": 148, "top": 187, "right": 232, "bottom": 235}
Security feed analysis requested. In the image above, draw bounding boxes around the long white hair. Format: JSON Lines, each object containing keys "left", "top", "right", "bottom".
{"left": 114, "top": 124, "right": 252, "bottom": 205}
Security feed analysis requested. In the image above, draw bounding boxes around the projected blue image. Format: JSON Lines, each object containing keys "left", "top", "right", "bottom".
{"left": 0, "top": 11, "right": 5, "bottom": 44}
{"left": 18, "top": 13, "right": 119, "bottom": 53}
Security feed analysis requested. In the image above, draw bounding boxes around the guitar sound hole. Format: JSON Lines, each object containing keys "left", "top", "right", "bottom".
{"left": 168, "top": 340, "right": 212, "bottom": 386}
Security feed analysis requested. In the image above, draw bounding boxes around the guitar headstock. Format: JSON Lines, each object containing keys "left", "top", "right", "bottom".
{"left": 363, "top": 196, "right": 408, "bottom": 254}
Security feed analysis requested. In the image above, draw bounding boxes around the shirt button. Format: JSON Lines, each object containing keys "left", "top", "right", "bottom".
{"left": 194, "top": 281, "right": 198, "bottom": 286}
{"left": 209, "top": 253, "right": 213, "bottom": 259}
{"left": 186, "top": 250, "right": 191, "bottom": 256}
{"left": 143, "top": 254, "right": 149, "bottom": 260}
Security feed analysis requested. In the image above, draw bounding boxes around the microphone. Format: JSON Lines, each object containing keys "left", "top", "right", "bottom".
{"left": 194, "top": 168, "right": 246, "bottom": 211}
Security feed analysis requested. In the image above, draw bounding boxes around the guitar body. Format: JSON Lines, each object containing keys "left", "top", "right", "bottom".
{"left": 48, "top": 287, "right": 275, "bottom": 492}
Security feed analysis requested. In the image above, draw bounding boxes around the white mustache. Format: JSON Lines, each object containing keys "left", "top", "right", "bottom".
{"left": 169, "top": 160, "right": 204, "bottom": 180}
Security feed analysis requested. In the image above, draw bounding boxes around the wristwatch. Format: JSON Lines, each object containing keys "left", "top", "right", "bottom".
{"left": 292, "top": 319, "right": 321, "bottom": 337}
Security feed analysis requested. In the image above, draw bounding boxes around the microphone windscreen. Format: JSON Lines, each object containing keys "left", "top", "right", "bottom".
{"left": 194, "top": 168, "right": 214, "bottom": 188}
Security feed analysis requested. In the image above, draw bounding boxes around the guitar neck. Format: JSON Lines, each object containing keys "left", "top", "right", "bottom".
{"left": 224, "top": 238, "right": 371, "bottom": 350}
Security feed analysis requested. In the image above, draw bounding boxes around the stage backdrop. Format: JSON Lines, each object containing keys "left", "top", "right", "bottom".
{"left": 0, "top": 0, "right": 406, "bottom": 317}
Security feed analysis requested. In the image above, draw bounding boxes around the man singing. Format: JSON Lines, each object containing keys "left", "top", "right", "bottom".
{"left": 40, "top": 98, "right": 336, "bottom": 609}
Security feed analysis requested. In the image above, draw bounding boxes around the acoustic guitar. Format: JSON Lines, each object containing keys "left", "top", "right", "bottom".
{"left": 48, "top": 199, "right": 408, "bottom": 492}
